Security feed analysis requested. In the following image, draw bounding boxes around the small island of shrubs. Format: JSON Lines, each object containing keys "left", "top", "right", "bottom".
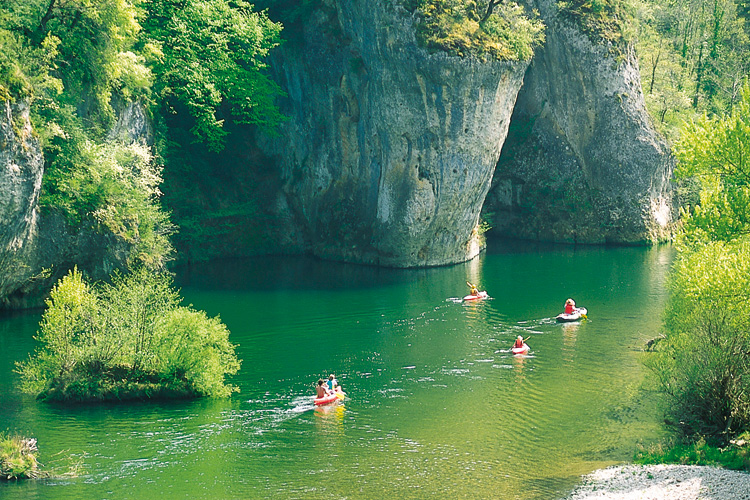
{"left": 0, "top": 434, "right": 40, "bottom": 480}
{"left": 16, "top": 267, "right": 240, "bottom": 402}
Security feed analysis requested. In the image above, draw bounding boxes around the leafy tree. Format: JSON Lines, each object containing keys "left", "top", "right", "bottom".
{"left": 646, "top": 239, "right": 750, "bottom": 438}
{"left": 635, "top": 0, "right": 750, "bottom": 136}
{"left": 646, "top": 82, "right": 750, "bottom": 442}
{"left": 139, "top": 0, "right": 285, "bottom": 151}
{"left": 16, "top": 267, "right": 241, "bottom": 401}
{"left": 2, "top": 0, "right": 149, "bottom": 124}
{"left": 673, "top": 82, "right": 750, "bottom": 246}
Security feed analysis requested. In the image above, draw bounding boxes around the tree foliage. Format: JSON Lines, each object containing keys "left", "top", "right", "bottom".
{"left": 646, "top": 240, "right": 750, "bottom": 438}
{"left": 646, "top": 83, "right": 750, "bottom": 442}
{"left": 635, "top": 0, "right": 750, "bottom": 138}
{"left": 673, "top": 83, "right": 750, "bottom": 246}
{"left": 16, "top": 267, "right": 241, "bottom": 402}
{"left": 140, "top": 0, "right": 285, "bottom": 151}
{"left": 412, "top": 0, "right": 545, "bottom": 61}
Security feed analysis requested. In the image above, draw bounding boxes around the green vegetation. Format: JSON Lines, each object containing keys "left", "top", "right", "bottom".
{"left": 16, "top": 267, "right": 240, "bottom": 402}
{"left": 411, "top": 0, "right": 546, "bottom": 61}
{"left": 634, "top": 0, "right": 750, "bottom": 140}
{"left": 0, "top": 0, "right": 285, "bottom": 269}
{"left": 558, "top": 0, "right": 634, "bottom": 52}
{"left": 644, "top": 83, "right": 750, "bottom": 442}
{"left": 140, "top": 0, "right": 285, "bottom": 152}
{"left": 0, "top": 433, "right": 39, "bottom": 480}
{"left": 635, "top": 435, "right": 750, "bottom": 470}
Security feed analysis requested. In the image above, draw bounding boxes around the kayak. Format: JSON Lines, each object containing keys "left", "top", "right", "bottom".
{"left": 511, "top": 343, "right": 529, "bottom": 355}
{"left": 556, "top": 307, "right": 588, "bottom": 322}
{"left": 463, "top": 291, "right": 488, "bottom": 301}
{"left": 314, "top": 387, "right": 346, "bottom": 406}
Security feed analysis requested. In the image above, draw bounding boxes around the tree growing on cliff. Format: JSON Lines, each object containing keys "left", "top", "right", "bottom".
{"left": 16, "top": 267, "right": 241, "bottom": 402}
{"left": 413, "top": 0, "right": 545, "bottom": 61}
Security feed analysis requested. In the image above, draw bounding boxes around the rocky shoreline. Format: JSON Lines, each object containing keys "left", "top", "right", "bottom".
{"left": 563, "top": 464, "right": 750, "bottom": 500}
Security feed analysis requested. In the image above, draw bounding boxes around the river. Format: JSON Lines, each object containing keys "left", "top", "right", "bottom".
{"left": 0, "top": 241, "right": 673, "bottom": 499}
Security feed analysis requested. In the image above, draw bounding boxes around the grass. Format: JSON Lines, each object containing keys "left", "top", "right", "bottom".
{"left": 635, "top": 434, "right": 750, "bottom": 471}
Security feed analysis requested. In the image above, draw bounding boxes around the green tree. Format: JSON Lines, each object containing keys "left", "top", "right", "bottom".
{"left": 673, "top": 82, "right": 750, "bottom": 246}
{"left": 646, "top": 240, "right": 750, "bottom": 438}
{"left": 645, "top": 82, "right": 750, "bottom": 441}
{"left": 139, "top": 0, "right": 285, "bottom": 151}
{"left": 16, "top": 267, "right": 241, "bottom": 401}
{"left": 412, "top": 0, "right": 545, "bottom": 61}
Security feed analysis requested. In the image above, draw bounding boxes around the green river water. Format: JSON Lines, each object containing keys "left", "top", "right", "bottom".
{"left": 0, "top": 242, "right": 674, "bottom": 499}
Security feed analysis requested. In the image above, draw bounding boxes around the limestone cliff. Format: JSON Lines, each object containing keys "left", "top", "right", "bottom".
{"left": 485, "top": 0, "right": 673, "bottom": 244}
{"left": 257, "top": 0, "right": 529, "bottom": 267}
{"left": 0, "top": 100, "right": 43, "bottom": 305}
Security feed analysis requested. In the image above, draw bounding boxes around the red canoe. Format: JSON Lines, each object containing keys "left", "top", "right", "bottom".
{"left": 314, "top": 387, "right": 346, "bottom": 406}
{"left": 511, "top": 344, "right": 529, "bottom": 355}
{"left": 463, "top": 291, "right": 489, "bottom": 301}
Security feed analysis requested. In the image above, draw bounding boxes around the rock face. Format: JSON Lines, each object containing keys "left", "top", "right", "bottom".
{"left": 0, "top": 100, "right": 44, "bottom": 305}
{"left": 258, "top": 0, "right": 529, "bottom": 267}
{"left": 485, "top": 0, "right": 673, "bottom": 244}
{"left": 0, "top": 99, "right": 134, "bottom": 309}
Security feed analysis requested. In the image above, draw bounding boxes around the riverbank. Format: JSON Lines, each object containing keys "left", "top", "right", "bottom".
{"left": 563, "top": 464, "right": 750, "bottom": 499}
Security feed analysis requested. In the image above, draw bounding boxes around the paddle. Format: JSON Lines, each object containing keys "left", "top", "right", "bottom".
{"left": 335, "top": 389, "right": 345, "bottom": 400}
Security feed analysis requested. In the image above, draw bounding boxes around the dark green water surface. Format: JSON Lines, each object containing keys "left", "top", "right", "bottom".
{"left": 0, "top": 242, "right": 674, "bottom": 499}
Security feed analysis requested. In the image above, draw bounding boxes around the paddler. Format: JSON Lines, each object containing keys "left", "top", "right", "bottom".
{"left": 327, "top": 374, "right": 340, "bottom": 392}
{"left": 467, "top": 281, "right": 479, "bottom": 296}
{"left": 564, "top": 298, "right": 576, "bottom": 314}
{"left": 316, "top": 379, "right": 333, "bottom": 398}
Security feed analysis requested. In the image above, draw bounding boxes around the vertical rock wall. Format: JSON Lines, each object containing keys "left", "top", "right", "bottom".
{"left": 485, "top": 0, "right": 673, "bottom": 244}
{"left": 259, "top": 0, "right": 529, "bottom": 267}
{"left": 0, "top": 100, "right": 43, "bottom": 304}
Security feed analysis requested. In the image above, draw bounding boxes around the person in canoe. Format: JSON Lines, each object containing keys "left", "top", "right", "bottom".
{"left": 316, "top": 379, "right": 333, "bottom": 398}
{"left": 514, "top": 336, "right": 526, "bottom": 349}
{"left": 327, "top": 374, "right": 340, "bottom": 392}
{"left": 467, "top": 281, "right": 479, "bottom": 296}
{"left": 564, "top": 298, "right": 576, "bottom": 314}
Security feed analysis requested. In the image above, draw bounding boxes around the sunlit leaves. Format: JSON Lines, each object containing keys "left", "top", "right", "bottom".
{"left": 142, "top": 0, "right": 285, "bottom": 151}
{"left": 646, "top": 239, "right": 750, "bottom": 437}
{"left": 674, "top": 83, "right": 750, "bottom": 246}
{"left": 16, "top": 267, "right": 240, "bottom": 401}
{"left": 414, "top": 0, "right": 545, "bottom": 61}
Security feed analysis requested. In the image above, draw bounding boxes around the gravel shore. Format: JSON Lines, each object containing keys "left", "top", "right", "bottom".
{"left": 563, "top": 464, "right": 750, "bottom": 500}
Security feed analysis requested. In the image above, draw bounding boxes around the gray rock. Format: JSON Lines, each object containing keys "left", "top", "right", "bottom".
{"left": 0, "top": 99, "right": 44, "bottom": 305}
{"left": 0, "top": 99, "right": 141, "bottom": 308}
{"left": 486, "top": 0, "right": 673, "bottom": 244}
{"left": 258, "top": 0, "right": 528, "bottom": 267}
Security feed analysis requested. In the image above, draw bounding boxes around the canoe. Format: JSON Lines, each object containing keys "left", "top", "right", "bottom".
{"left": 314, "top": 387, "right": 345, "bottom": 406}
{"left": 556, "top": 307, "right": 588, "bottom": 322}
{"left": 463, "top": 291, "right": 488, "bottom": 301}
{"left": 511, "top": 343, "right": 529, "bottom": 355}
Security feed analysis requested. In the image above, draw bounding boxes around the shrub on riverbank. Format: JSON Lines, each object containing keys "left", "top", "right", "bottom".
{"left": 0, "top": 433, "right": 39, "bottom": 480}
{"left": 645, "top": 240, "right": 750, "bottom": 439}
{"left": 16, "top": 267, "right": 240, "bottom": 402}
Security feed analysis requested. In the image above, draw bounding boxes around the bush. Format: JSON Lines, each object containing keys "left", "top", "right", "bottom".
{"left": 645, "top": 239, "right": 750, "bottom": 439}
{"left": 414, "top": 0, "right": 545, "bottom": 61}
{"left": 0, "top": 433, "right": 39, "bottom": 480}
{"left": 39, "top": 133, "right": 175, "bottom": 270}
{"left": 16, "top": 267, "right": 240, "bottom": 402}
